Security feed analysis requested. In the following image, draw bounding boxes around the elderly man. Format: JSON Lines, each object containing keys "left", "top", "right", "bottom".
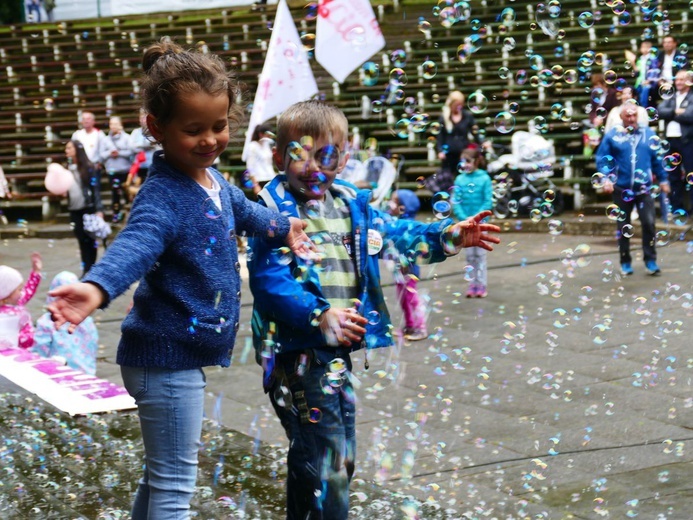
{"left": 71, "top": 112, "right": 107, "bottom": 165}
{"left": 595, "top": 104, "right": 670, "bottom": 276}
{"left": 658, "top": 69, "right": 693, "bottom": 213}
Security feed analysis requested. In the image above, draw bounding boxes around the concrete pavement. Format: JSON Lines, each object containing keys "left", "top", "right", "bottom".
{"left": 1, "top": 212, "right": 692, "bottom": 518}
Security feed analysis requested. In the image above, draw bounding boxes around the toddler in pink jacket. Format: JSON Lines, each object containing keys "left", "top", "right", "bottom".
{"left": 0, "top": 253, "right": 43, "bottom": 349}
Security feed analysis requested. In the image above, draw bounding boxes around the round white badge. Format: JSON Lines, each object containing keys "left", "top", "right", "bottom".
{"left": 367, "top": 229, "right": 383, "bottom": 255}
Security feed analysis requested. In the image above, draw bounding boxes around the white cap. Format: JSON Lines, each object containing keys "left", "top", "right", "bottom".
{"left": 0, "top": 266, "right": 23, "bottom": 301}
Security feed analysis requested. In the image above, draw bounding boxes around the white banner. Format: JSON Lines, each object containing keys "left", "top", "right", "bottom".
{"left": 315, "top": 0, "right": 385, "bottom": 83}
{"left": 0, "top": 348, "right": 136, "bottom": 416}
{"left": 242, "top": 0, "right": 318, "bottom": 161}
{"left": 50, "top": 0, "right": 261, "bottom": 21}
{"left": 110, "top": 0, "right": 251, "bottom": 16}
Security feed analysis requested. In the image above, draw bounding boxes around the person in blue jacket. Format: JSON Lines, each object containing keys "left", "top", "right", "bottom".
{"left": 47, "top": 38, "right": 312, "bottom": 519}
{"left": 248, "top": 100, "right": 500, "bottom": 520}
{"left": 452, "top": 145, "right": 494, "bottom": 297}
{"left": 595, "top": 103, "right": 670, "bottom": 276}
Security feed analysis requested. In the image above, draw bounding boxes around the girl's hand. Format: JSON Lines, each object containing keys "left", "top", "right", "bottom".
{"left": 30, "top": 252, "right": 43, "bottom": 272}
{"left": 47, "top": 282, "right": 105, "bottom": 333}
{"left": 448, "top": 210, "right": 501, "bottom": 252}
{"left": 286, "top": 217, "right": 318, "bottom": 261}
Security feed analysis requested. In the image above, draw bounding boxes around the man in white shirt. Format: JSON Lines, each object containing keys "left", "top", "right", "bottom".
{"left": 657, "top": 36, "right": 688, "bottom": 87}
{"left": 71, "top": 112, "right": 107, "bottom": 166}
{"left": 658, "top": 69, "right": 693, "bottom": 213}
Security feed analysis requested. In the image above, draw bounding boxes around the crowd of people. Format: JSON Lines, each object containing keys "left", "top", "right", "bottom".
{"left": 584, "top": 35, "right": 691, "bottom": 275}
{"left": 0, "top": 36, "right": 500, "bottom": 520}
{"left": 1, "top": 24, "right": 691, "bottom": 520}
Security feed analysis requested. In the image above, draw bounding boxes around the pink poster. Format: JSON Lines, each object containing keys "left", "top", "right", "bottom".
{"left": 0, "top": 347, "right": 135, "bottom": 415}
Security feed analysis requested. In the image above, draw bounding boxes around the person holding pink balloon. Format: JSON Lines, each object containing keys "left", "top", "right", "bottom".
{"left": 64, "top": 139, "right": 103, "bottom": 275}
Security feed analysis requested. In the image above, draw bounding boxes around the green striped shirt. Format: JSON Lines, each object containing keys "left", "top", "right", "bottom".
{"left": 298, "top": 192, "right": 359, "bottom": 309}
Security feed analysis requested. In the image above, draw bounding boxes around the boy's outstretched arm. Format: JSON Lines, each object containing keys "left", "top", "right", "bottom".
{"left": 47, "top": 282, "right": 105, "bottom": 333}
{"left": 445, "top": 210, "right": 501, "bottom": 253}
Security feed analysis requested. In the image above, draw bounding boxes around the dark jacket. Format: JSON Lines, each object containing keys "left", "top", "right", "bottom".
{"left": 656, "top": 50, "right": 688, "bottom": 81}
{"left": 657, "top": 90, "right": 693, "bottom": 142}
{"left": 436, "top": 109, "right": 478, "bottom": 158}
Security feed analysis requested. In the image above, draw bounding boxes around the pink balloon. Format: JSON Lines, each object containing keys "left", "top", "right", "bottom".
{"left": 44, "top": 163, "right": 74, "bottom": 195}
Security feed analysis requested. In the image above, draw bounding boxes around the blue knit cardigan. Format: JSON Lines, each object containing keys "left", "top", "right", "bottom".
{"left": 84, "top": 151, "right": 290, "bottom": 369}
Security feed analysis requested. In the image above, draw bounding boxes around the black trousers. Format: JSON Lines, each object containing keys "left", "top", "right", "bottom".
{"left": 70, "top": 208, "right": 98, "bottom": 274}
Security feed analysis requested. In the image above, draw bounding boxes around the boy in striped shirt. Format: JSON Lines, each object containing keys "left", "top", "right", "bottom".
{"left": 248, "top": 100, "right": 500, "bottom": 520}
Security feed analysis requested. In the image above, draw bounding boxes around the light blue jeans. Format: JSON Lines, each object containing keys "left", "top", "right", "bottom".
{"left": 121, "top": 366, "right": 206, "bottom": 520}
{"left": 465, "top": 246, "right": 488, "bottom": 286}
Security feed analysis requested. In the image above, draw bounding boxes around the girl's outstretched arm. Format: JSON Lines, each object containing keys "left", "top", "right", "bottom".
{"left": 47, "top": 282, "right": 105, "bottom": 333}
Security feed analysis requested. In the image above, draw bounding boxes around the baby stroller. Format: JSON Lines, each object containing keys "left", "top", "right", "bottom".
{"left": 338, "top": 154, "right": 402, "bottom": 208}
{"left": 487, "top": 131, "right": 564, "bottom": 218}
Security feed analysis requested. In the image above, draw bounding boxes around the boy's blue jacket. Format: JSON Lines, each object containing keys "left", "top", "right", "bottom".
{"left": 248, "top": 176, "right": 455, "bottom": 362}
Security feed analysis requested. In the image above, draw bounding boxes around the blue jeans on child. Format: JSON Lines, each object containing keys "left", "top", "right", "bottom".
{"left": 465, "top": 246, "right": 488, "bottom": 286}
{"left": 121, "top": 366, "right": 206, "bottom": 520}
{"left": 269, "top": 350, "right": 356, "bottom": 520}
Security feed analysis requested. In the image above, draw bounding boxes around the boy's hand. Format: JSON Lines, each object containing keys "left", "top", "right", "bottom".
{"left": 448, "top": 210, "right": 501, "bottom": 252}
{"left": 319, "top": 308, "right": 368, "bottom": 347}
{"left": 286, "top": 217, "right": 318, "bottom": 260}
{"left": 30, "top": 252, "right": 43, "bottom": 272}
{"left": 47, "top": 282, "right": 105, "bottom": 333}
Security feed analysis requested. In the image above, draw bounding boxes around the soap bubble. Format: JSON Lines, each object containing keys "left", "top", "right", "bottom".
{"left": 361, "top": 62, "right": 379, "bottom": 86}
{"left": 578, "top": 12, "right": 594, "bottom": 27}
{"left": 432, "top": 192, "right": 452, "bottom": 219}
{"left": 467, "top": 91, "right": 488, "bottom": 114}
{"left": 494, "top": 111, "right": 515, "bottom": 134}
{"left": 421, "top": 60, "right": 437, "bottom": 79}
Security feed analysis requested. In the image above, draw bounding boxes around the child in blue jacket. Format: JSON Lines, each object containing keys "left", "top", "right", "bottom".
{"left": 452, "top": 145, "right": 494, "bottom": 297}
{"left": 248, "top": 100, "right": 500, "bottom": 520}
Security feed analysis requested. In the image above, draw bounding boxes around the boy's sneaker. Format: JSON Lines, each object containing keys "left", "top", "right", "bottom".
{"left": 466, "top": 284, "right": 476, "bottom": 298}
{"left": 475, "top": 285, "right": 488, "bottom": 298}
{"left": 404, "top": 328, "right": 428, "bottom": 341}
{"left": 645, "top": 261, "right": 661, "bottom": 276}
{"left": 620, "top": 263, "right": 633, "bottom": 276}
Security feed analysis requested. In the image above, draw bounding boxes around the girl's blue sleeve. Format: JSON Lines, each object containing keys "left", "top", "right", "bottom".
{"left": 226, "top": 184, "right": 290, "bottom": 241}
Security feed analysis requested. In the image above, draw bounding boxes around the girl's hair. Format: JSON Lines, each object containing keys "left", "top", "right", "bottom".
{"left": 461, "top": 144, "right": 486, "bottom": 171}
{"left": 276, "top": 100, "right": 348, "bottom": 154}
{"left": 141, "top": 37, "right": 243, "bottom": 133}
{"left": 68, "top": 139, "right": 94, "bottom": 184}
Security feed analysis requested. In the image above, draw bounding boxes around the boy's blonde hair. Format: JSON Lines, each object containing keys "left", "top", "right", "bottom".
{"left": 276, "top": 100, "right": 349, "bottom": 154}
